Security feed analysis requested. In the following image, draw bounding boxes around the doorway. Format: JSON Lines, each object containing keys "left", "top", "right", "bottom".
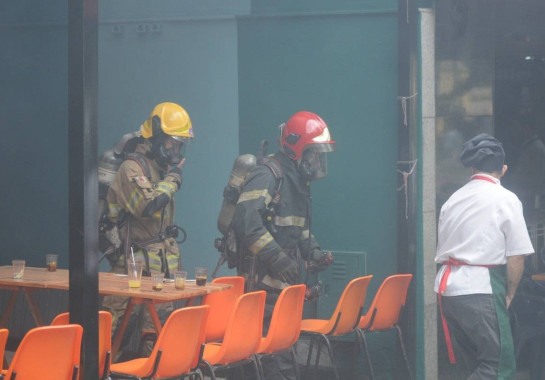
{"left": 495, "top": 0, "right": 545, "bottom": 273}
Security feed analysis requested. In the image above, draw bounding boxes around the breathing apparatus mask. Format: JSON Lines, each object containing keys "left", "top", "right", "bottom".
{"left": 153, "top": 134, "right": 187, "bottom": 167}
{"left": 298, "top": 146, "right": 331, "bottom": 182}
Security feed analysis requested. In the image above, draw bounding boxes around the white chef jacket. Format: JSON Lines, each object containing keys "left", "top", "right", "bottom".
{"left": 434, "top": 173, "right": 534, "bottom": 296}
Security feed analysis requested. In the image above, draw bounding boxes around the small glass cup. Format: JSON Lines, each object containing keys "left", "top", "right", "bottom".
{"left": 174, "top": 270, "right": 187, "bottom": 290}
{"left": 12, "top": 260, "right": 25, "bottom": 279}
{"left": 127, "top": 260, "right": 143, "bottom": 288}
{"left": 195, "top": 267, "right": 208, "bottom": 286}
{"left": 46, "top": 254, "right": 58, "bottom": 272}
{"left": 152, "top": 272, "right": 165, "bottom": 291}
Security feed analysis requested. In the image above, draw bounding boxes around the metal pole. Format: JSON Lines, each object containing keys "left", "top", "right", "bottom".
{"left": 397, "top": 0, "right": 419, "bottom": 378}
{"left": 68, "top": 0, "right": 99, "bottom": 378}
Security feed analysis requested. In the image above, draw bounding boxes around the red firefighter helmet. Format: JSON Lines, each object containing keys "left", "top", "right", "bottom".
{"left": 280, "top": 111, "right": 335, "bottom": 161}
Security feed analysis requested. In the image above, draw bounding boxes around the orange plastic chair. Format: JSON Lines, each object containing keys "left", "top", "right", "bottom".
{"left": 199, "top": 290, "right": 266, "bottom": 380}
{"left": 255, "top": 284, "right": 306, "bottom": 380}
{"left": 202, "top": 276, "right": 245, "bottom": 342}
{"left": 356, "top": 273, "right": 413, "bottom": 380}
{"left": 4, "top": 324, "right": 83, "bottom": 380}
{"left": 51, "top": 311, "right": 113, "bottom": 380}
{"left": 0, "top": 328, "right": 9, "bottom": 374}
{"left": 109, "top": 305, "right": 210, "bottom": 380}
{"left": 300, "top": 275, "right": 373, "bottom": 380}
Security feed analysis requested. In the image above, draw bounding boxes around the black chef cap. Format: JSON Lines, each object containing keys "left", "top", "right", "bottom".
{"left": 460, "top": 133, "right": 505, "bottom": 173}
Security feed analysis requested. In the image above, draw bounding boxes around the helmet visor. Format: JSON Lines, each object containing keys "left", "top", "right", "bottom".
{"left": 300, "top": 148, "right": 328, "bottom": 181}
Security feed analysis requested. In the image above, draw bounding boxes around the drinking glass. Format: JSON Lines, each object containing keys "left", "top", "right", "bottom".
{"left": 12, "top": 260, "right": 25, "bottom": 279}
{"left": 174, "top": 270, "right": 187, "bottom": 290}
{"left": 46, "top": 254, "right": 58, "bottom": 272}
{"left": 195, "top": 267, "right": 208, "bottom": 286}
{"left": 127, "top": 260, "right": 143, "bottom": 288}
{"left": 152, "top": 271, "right": 165, "bottom": 291}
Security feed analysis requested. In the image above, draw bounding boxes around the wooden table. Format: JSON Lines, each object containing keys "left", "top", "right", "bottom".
{"left": 0, "top": 266, "right": 68, "bottom": 327}
{"left": 98, "top": 272, "right": 229, "bottom": 357}
{"left": 0, "top": 266, "right": 230, "bottom": 358}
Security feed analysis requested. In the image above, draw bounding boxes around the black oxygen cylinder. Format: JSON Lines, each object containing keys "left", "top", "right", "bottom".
{"left": 217, "top": 154, "right": 257, "bottom": 235}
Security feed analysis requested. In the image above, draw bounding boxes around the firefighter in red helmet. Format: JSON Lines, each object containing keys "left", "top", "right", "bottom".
{"left": 231, "top": 110, "right": 335, "bottom": 380}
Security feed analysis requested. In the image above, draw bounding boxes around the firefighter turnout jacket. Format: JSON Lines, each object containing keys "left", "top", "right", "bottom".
{"left": 107, "top": 142, "right": 181, "bottom": 275}
{"left": 231, "top": 152, "right": 321, "bottom": 298}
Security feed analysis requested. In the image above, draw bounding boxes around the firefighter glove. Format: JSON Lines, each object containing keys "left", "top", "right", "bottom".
{"left": 307, "top": 250, "right": 334, "bottom": 273}
{"left": 267, "top": 251, "right": 299, "bottom": 284}
{"left": 166, "top": 166, "right": 182, "bottom": 190}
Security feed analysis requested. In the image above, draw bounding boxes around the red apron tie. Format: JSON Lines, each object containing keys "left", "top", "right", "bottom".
{"left": 438, "top": 258, "right": 497, "bottom": 364}
{"left": 438, "top": 258, "right": 462, "bottom": 364}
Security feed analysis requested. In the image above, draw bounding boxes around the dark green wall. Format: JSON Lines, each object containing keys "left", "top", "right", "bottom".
{"left": 238, "top": 11, "right": 399, "bottom": 294}
{"left": 251, "top": 0, "right": 396, "bottom": 13}
{"left": 0, "top": 1, "right": 68, "bottom": 268}
{"left": 98, "top": 11, "right": 241, "bottom": 275}
{"left": 1, "top": 0, "right": 399, "bottom": 304}
{"left": 1, "top": 0, "right": 402, "bottom": 376}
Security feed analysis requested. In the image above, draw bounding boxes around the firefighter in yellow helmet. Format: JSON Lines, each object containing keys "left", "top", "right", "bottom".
{"left": 102, "top": 102, "right": 193, "bottom": 359}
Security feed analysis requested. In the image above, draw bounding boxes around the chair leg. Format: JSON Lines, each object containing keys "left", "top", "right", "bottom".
{"left": 256, "top": 354, "right": 265, "bottom": 380}
{"left": 101, "top": 351, "right": 111, "bottom": 380}
{"left": 357, "top": 329, "right": 375, "bottom": 380}
{"left": 354, "top": 329, "right": 369, "bottom": 379}
{"left": 395, "top": 325, "right": 413, "bottom": 380}
{"left": 313, "top": 336, "right": 323, "bottom": 374}
{"left": 251, "top": 355, "right": 263, "bottom": 380}
{"left": 199, "top": 361, "right": 217, "bottom": 380}
{"left": 257, "top": 349, "right": 301, "bottom": 380}
{"left": 317, "top": 334, "right": 339, "bottom": 380}
{"left": 180, "top": 370, "right": 202, "bottom": 380}
{"left": 289, "top": 346, "right": 301, "bottom": 380}
{"left": 72, "top": 366, "right": 79, "bottom": 380}
{"left": 304, "top": 335, "right": 316, "bottom": 378}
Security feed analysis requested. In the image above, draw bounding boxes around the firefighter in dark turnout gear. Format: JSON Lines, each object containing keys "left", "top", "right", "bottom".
{"left": 102, "top": 102, "right": 193, "bottom": 360}
{"left": 231, "top": 110, "right": 335, "bottom": 380}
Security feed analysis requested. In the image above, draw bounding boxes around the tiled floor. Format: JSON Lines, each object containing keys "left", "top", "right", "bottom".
{"left": 2, "top": 346, "right": 538, "bottom": 379}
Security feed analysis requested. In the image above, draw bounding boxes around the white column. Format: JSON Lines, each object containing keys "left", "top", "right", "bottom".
{"left": 419, "top": 7, "right": 438, "bottom": 380}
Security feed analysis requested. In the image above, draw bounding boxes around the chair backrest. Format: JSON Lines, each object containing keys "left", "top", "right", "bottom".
{"left": 146, "top": 305, "right": 210, "bottom": 378}
{"left": 51, "top": 311, "right": 113, "bottom": 379}
{"left": 359, "top": 274, "right": 413, "bottom": 331}
{"left": 209, "top": 290, "right": 266, "bottom": 364}
{"left": 323, "top": 275, "right": 373, "bottom": 336}
{"left": 50, "top": 312, "right": 70, "bottom": 326}
{"left": 0, "top": 328, "right": 9, "bottom": 370}
{"left": 258, "top": 284, "right": 306, "bottom": 354}
{"left": 5, "top": 324, "right": 83, "bottom": 380}
{"left": 202, "top": 276, "right": 245, "bottom": 342}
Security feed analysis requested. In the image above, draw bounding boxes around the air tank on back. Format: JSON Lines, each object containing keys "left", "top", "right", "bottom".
{"left": 98, "top": 131, "right": 142, "bottom": 216}
{"left": 217, "top": 154, "right": 257, "bottom": 235}
{"left": 98, "top": 149, "right": 123, "bottom": 217}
